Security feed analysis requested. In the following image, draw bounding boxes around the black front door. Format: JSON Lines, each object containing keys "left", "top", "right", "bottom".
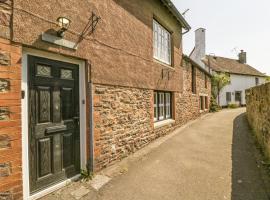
{"left": 28, "top": 56, "right": 80, "bottom": 194}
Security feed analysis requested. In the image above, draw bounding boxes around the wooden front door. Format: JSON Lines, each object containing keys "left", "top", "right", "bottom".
{"left": 28, "top": 56, "right": 81, "bottom": 194}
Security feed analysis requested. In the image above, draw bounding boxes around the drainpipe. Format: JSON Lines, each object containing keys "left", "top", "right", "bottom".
{"left": 87, "top": 60, "right": 94, "bottom": 173}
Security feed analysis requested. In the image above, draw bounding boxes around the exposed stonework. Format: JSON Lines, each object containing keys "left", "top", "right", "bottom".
{"left": 93, "top": 85, "right": 153, "bottom": 170}
{"left": 0, "top": 79, "right": 9, "bottom": 92}
{"left": 0, "top": 162, "right": 11, "bottom": 177}
{"left": 180, "top": 57, "right": 211, "bottom": 123}
{"left": 0, "top": 51, "right": 10, "bottom": 65}
{"left": 246, "top": 83, "right": 270, "bottom": 158}
{"left": 0, "top": 191, "right": 13, "bottom": 200}
{"left": 0, "top": 107, "right": 9, "bottom": 120}
{"left": 93, "top": 67, "right": 211, "bottom": 170}
{"left": 0, "top": 135, "right": 10, "bottom": 149}
{"left": 0, "top": 0, "right": 11, "bottom": 39}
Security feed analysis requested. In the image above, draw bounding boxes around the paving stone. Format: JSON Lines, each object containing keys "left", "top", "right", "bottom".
{"left": 70, "top": 186, "right": 90, "bottom": 200}
{"left": 89, "top": 175, "right": 111, "bottom": 191}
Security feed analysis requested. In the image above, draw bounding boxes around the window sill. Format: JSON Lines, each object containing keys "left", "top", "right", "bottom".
{"left": 153, "top": 59, "right": 175, "bottom": 70}
{"left": 200, "top": 109, "right": 209, "bottom": 113}
{"left": 154, "top": 119, "right": 175, "bottom": 129}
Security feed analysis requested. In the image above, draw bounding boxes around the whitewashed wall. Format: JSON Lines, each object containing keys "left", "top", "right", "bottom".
{"left": 219, "top": 74, "right": 266, "bottom": 106}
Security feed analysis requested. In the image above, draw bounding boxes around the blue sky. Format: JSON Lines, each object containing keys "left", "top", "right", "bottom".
{"left": 172, "top": 0, "right": 270, "bottom": 75}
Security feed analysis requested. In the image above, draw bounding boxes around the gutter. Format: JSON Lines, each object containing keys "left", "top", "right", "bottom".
{"left": 160, "top": 0, "right": 191, "bottom": 31}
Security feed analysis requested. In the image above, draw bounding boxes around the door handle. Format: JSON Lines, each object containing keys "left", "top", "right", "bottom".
{"left": 73, "top": 117, "right": 80, "bottom": 126}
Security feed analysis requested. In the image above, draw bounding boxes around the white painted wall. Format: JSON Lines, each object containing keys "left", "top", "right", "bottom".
{"left": 219, "top": 74, "right": 266, "bottom": 106}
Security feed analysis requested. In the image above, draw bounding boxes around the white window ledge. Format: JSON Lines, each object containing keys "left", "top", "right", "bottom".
{"left": 154, "top": 119, "right": 175, "bottom": 129}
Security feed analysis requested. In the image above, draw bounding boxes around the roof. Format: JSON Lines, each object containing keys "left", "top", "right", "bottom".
{"left": 160, "top": 0, "right": 191, "bottom": 30}
{"left": 183, "top": 55, "right": 212, "bottom": 77}
{"left": 204, "top": 56, "right": 266, "bottom": 77}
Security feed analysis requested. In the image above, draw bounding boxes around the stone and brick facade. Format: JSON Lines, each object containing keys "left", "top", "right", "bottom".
{"left": 246, "top": 83, "right": 270, "bottom": 158}
{"left": 0, "top": 0, "right": 211, "bottom": 199}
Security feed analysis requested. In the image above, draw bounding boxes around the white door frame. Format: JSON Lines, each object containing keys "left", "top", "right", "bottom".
{"left": 21, "top": 48, "right": 87, "bottom": 200}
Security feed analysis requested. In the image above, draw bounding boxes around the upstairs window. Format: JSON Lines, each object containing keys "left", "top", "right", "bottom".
{"left": 154, "top": 91, "right": 172, "bottom": 122}
{"left": 153, "top": 20, "right": 172, "bottom": 65}
{"left": 205, "top": 74, "right": 208, "bottom": 88}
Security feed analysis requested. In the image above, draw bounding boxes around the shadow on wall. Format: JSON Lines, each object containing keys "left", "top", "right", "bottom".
{"left": 231, "top": 113, "right": 270, "bottom": 200}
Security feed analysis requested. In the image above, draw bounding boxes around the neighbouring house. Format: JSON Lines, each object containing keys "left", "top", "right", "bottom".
{"left": 190, "top": 28, "right": 267, "bottom": 107}
{"left": 0, "top": 0, "right": 211, "bottom": 199}
{"left": 206, "top": 53, "right": 266, "bottom": 106}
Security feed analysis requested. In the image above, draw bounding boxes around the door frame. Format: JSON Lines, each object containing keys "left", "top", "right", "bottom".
{"left": 22, "top": 48, "right": 87, "bottom": 200}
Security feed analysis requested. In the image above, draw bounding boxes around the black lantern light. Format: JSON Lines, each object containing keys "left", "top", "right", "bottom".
{"left": 57, "top": 17, "right": 71, "bottom": 37}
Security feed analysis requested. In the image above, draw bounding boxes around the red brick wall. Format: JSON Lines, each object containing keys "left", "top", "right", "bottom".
{"left": 0, "top": 38, "right": 23, "bottom": 199}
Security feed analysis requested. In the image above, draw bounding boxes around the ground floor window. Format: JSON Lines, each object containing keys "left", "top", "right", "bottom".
{"left": 154, "top": 91, "right": 172, "bottom": 122}
{"left": 205, "top": 96, "right": 209, "bottom": 109}
{"left": 226, "top": 92, "right": 231, "bottom": 103}
{"left": 200, "top": 96, "right": 204, "bottom": 111}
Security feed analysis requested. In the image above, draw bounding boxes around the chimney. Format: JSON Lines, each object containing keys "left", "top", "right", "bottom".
{"left": 238, "top": 50, "right": 247, "bottom": 64}
{"left": 195, "top": 28, "right": 206, "bottom": 58}
{"left": 190, "top": 28, "right": 206, "bottom": 68}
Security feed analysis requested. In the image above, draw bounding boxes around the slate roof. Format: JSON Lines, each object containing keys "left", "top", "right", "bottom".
{"left": 183, "top": 55, "right": 212, "bottom": 77}
{"left": 205, "top": 56, "right": 266, "bottom": 77}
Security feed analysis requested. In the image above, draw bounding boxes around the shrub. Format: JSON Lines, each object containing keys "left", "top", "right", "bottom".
{"left": 228, "top": 103, "right": 239, "bottom": 109}
{"left": 210, "top": 96, "right": 221, "bottom": 112}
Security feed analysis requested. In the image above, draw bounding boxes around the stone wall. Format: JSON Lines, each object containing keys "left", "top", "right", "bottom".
{"left": 0, "top": 38, "right": 22, "bottom": 199}
{"left": 93, "top": 59, "right": 212, "bottom": 170}
{"left": 0, "top": 0, "right": 11, "bottom": 39}
{"left": 246, "top": 83, "right": 270, "bottom": 158}
{"left": 93, "top": 85, "right": 177, "bottom": 170}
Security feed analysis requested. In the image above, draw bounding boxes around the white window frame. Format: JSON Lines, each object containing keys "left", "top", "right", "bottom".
{"left": 153, "top": 20, "right": 172, "bottom": 65}
{"left": 154, "top": 91, "right": 172, "bottom": 122}
{"left": 154, "top": 92, "right": 158, "bottom": 122}
{"left": 165, "top": 93, "right": 171, "bottom": 118}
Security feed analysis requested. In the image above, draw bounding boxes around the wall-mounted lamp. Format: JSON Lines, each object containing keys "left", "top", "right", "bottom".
{"left": 57, "top": 17, "right": 71, "bottom": 37}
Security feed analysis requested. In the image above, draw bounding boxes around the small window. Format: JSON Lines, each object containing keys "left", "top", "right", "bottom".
{"left": 205, "top": 96, "right": 208, "bottom": 109}
{"left": 153, "top": 20, "right": 172, "bottom": 65}
{"left": 61, "top": 69, "right": 73, "bottom": 79}
{"left": 154, "top": 91, "right": 172, "bottom": 122}
{"left": 200, "top": 96, "right": 204, "bottom": 111}
{"left": 192, "top": 66, "right": 196, "bottom": 94}
{"left": 36, "top": 65, "right": 51, "bottom": 77}
{"left": 255, "top": 77, "right": 259, "bottom": 86}
{"left": 226, "top": 92, "right": 231, "bottom": 103}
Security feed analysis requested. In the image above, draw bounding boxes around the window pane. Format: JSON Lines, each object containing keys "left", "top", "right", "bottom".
{"left": 153, "top": 20, "right": 171, "bottom": 65}
{"left": 205, "top": 96, "right": 208, "bottom": 109}
{"left": 159, "top": 93, "right": 165, "bottom": 120}
{"left": 165, "top": 93, "right": 171, "bottom": 118}
{"left": 200, "top": 96, "right": 204, "bottom": 110}
{"left": 154, "top": 92, "right": 158, "bottom": 122}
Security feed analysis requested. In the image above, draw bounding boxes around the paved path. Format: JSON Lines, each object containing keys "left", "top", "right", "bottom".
{"left": 42, "top": 108, "right": 270, "bottom": 200}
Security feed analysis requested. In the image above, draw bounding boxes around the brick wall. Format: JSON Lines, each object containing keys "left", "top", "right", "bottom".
{"left": 246, "top": 83, "right": 270, "bottom": 158}
{"left": 0, "top": 38, "right": 22, "bottom": 199}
